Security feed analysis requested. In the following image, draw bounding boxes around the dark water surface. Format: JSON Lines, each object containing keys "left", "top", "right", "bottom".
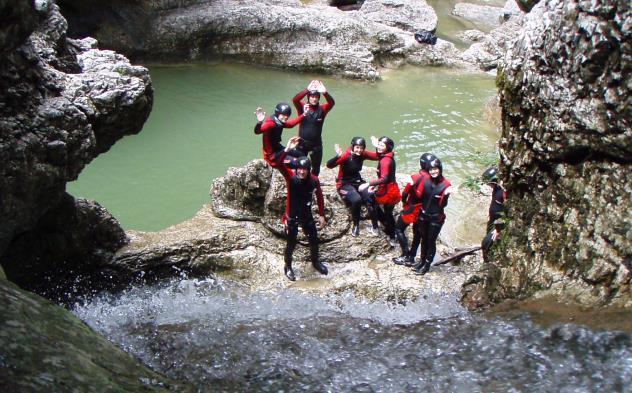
{"left": 73, "top": 277, "right": 632, "bottom": 392}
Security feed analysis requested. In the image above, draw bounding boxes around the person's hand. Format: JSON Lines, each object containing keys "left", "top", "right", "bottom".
{"left": 370, "top": 135, "right": 379, "bottom": 148}
{"left": 307, "top": 80, "right": 319, "bottom": 91}
{"left": 334, "top": 143, "right": 342, "bottom": 156}
{"left": 368, "top": 185, "right": 376, "bottom": 193}
{"left": 491, "top": 229, "right": 499, "bottom": 241}
{"left": 358, "top": 183, "right": 369, "bottom": 193}
{"left": 303, "top": 103, "right": 311, "bottom": 113}
{"left": 286, "top": 136, "right": 301, "bottom": 151}
{"left": 317, "top": 80, "right": 327, "bottom": 93}
{"left": 317, "top": 215, "right": 326, "bottom": 229}
{"left": 255, "top": 107, "right": 266, "bottom": 122}
{"left": 444, "top": 186, "right": 454, "bottom": 195}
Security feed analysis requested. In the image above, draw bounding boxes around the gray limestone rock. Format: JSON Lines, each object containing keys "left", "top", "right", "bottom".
{"left": 462, "top": 0, "right": 631, "bottom": 310}
{"left": 0, "top": 2, "right": 153, "bottom": 293}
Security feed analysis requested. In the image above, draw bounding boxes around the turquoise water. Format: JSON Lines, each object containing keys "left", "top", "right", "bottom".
{"left": 68, "top": 63, "right": 498, "bottom": 231}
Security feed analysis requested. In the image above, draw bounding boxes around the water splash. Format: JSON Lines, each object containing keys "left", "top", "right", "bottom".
{"left": 73, "top": 277, "right": 632, "bottom": 392}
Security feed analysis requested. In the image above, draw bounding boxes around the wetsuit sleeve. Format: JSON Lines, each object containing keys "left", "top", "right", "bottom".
{"left": 314, "top": 178, "right": 325, "bottom": 216}
{"left": 326, "top": 149, "right": 351, "bottom": 168}
{"left": 283, "top": 113, "right": 305, "bottom": 128}
{"left": 321, "top": 92, "right": 335, "bottom": 113}
{"left": 362, "top": 150, "right": 379, "bottom": 161}
{"left": 254, "top": 118, "right": 275, "bottom": 134}
{"left": 274, "top": 150, "right": 293, "bottom": 181}
{"left": 439, "top": 179, "right": 452, "bottom": 208}
{"left": 293, "top": 89, "right": 308, "bottom": 114}
{"left": 401, "top": 183, "right": 412, "bottom": 204}
{"left": 369, "top": 157, "right": 392, "bottom": 187}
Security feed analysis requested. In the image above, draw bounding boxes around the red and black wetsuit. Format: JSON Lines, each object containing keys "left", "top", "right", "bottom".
{"left": 276, "top": 150, "right": 325, "bottom": 270}
{"left": 369, "top": 151, "right": 399, "bottom": 238}
{"left": 487, "top": 183, "right": 506, "bottom": 233}
{"left": 254, "top": 114, "right": 303, "bottom": 168}
{"left": 394, "top": 171, "right": 429, "bottom": 259}
{"left": 326, "top": 147, "right": 379, "bottom": 228}
{"left": 292, "top": 89, "right": 335, "bottom": 176}
{"left": 417, "top": 174, "right": 451, "bottom": 265}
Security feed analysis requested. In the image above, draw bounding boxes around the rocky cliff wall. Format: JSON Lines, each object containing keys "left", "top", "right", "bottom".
{"left": 0, "top": 1, "right": 153, "bottom": 294}
{"left": 462, "top": 0, "right": 631, "bottom": 308}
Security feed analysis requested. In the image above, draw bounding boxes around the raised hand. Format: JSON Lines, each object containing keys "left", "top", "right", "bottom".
{"left": 316, "top": 80, "right": 327, "bottom": 93}
{"left": 370, "top": 135, "right": 379, "bottom": 148}
{"left": 334, "top": 143, "right": 342, "bottom": 156}
{"left": 255, "top": 107, "right": 266, "bottom": 122}
{"left": 286, "top": 136, "right": 302, "bottom": 151}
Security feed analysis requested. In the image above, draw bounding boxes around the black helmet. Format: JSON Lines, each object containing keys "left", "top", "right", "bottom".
{"left": 419, "top": 152, "right": 437, "bottom": 170}
{"left": 378, "top": 136, "right": 394, "bottom": 152}
{"left": 296, "top": 156, "right": 311, "bottom": 170}
{"left": 274, "top": 102, "right": 292, "bottom": 117}
{"left": 350, "top": 137, "right": 366, "bottom": 148}
{"left": 428, "top": 158, "right": 442, "bottom": 173}
{"left": 307, "top": 90, "right": 321, "bottom": 98}
{"left": 482, "top": 167, "right": 499, "bottom": 183}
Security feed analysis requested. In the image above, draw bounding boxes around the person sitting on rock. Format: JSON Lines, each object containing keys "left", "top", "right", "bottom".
{"left": 412, "top": 157, "right": 452, "bottom": 275}
{"left": 275, "top": 136, "right": 328, "bottom": 281}
{"left": 326, "top": 137, "right": 380, "bottom": 237}
{"left": 392, "top": 153, "right": 436, "bottom": 267}
{"left": 254, "top": 103, "right": 305, "bottom": 169}
{"left": 481, "top": 166, "right": 506, "bottom": 260}
{"left": 359, "top": 136, "right": 401, "bottom": 247}
{"left": 292, "top": 80, "right": 335, "bottom": 176}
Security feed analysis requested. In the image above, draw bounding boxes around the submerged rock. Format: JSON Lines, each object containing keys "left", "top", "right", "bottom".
{"left": 462, "top": 0, "right": 631, "bottom": 309}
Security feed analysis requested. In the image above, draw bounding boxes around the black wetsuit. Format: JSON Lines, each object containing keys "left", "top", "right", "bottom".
{"left": 326, "top": 147, "right": 379, "bottom": 228}
{"left": 417, "top": 175, "right": 451, "bottom": 266}
{"left": 276, "top": 151, "right": 325, "bottom": 272}
{"left": 487, "top": 183, "right": 506, "bottom": 233}
{"left": 292, "top": 89, "right": 335, "bottom": 176}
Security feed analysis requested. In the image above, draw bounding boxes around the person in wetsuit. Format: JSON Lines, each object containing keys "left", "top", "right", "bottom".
{"left": 326, "top": 137, "right": 380, "bottom": 237}
{"left": 481, "top": 166, "right": 506, "bottom": 259}
{"left": 412, "top": 158, "right": 452, "bottom": 275}
{"left": 276, "top": 136, "right": 329, "bottom": 281}
{"left": 392, "top": 153, "right": 437, "bottom": 266}
{"left": 254, "top": 103, "right": 305, "bottom": 168}
{"left": 360, "top": 136, "right": 401, "bottom": 246}
{"left": 292, "top": 80, "right": 335, "bottom": 176}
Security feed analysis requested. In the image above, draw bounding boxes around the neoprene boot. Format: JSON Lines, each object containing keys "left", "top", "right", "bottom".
{"left": 351, "top": 224, "right": 360, "bottom": 237}
{"left": 284, "top": 263, "right": 296, "bottom": 281}
{"left": 413, "top": 259, "right": 431, "bottom": 275}
{"left": 393, "top": 255, "right": 413, "bottom": 266}
{"left": 312, "top": 260, "right": 328, "bottom": 275}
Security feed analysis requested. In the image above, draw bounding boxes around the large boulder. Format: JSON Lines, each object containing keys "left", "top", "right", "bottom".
{"left": 110, "top": 160, "right": 488, "bottom": 303}
{"left": 462, "top": 0, "right": 631, "bottom": 309}
{"left": 57, "top": 0, "right": 472, "bottom": 79}
{"left": 0, "top": 2, "right": 153, "bottom": 293}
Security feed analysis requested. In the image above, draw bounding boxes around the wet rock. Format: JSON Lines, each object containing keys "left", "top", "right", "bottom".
{"left": 0, "top": 2, "right": 152, "bottom": 293}
{"left": 0, "top": 278, "right": 190, "bottom": 392}
{"left": 452, "top": 3, "right": 508, "bottom": 30}
{"left": 113, "top": 160, "right": 488, "bottom": 303}
{"left": 358, "top": 0, "right": 437, "bottom": 33}
{"left": 2, "top": 193, "right": 128, "bottom": 299}
{"left": 462, "top": 0, "right": 631, "bottom": 309}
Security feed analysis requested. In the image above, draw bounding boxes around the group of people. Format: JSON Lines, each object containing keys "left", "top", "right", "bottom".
{"left": 254, "top": 80, "right": 505, "bottom": 281}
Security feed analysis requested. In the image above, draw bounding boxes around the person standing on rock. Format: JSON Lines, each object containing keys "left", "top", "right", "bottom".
{"left": 326, "top": 137, "right": 380, "bottom": 237}
{"left": 481, "top": 166, "right": 506, "bottom": 260}
{"left": 392, "top": 153, "right": 436, "bottom": 267}
{"left": 254, "top": 103, "right": 305, "bottom": 169}
{"left": 412, "top": 157, "right": 452, "bottom": 275}
{"left": 360, "top": 136, "right": 401, "bottom": 246}
{"left": 292, "top": 80, "right": 335, "bottom": 176}
{"left": 275, "top": 136, "right": 328, "bottom": 281}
